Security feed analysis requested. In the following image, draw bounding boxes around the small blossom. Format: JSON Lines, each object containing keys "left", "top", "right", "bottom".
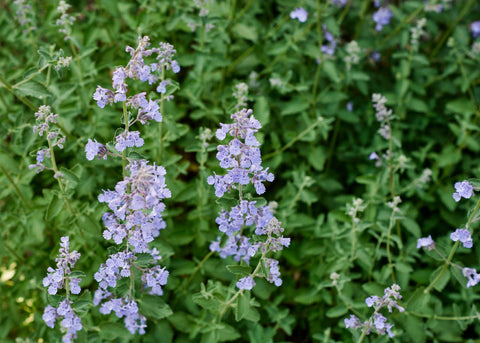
{"left": 450, "top": 228, "right": 473, "bottom": 248}
{"left": 453, "top": 180, "right": 474, "bottom": 202}
{"left": 373, "top": 7, "right": 393, "bottom": 31}
{"left": 236, "top": 276, "right": 255, "bottom": 290}
{"left": 463, "top": 267, "right": 480, "bottom": 288}
{"left": 417, "top": 235, "right": 435, "bottom": 251}
{"left": 290, "top": 7, "right": 308, "bottom": 23}
{"left": 345, "top": 284, "right": 403, "bottom": 338}
{"left": 331, "top": 0, "right": 348, "bottom": 7}
{"left": 471, "top": 21, "right": 480, "bottom": 38}
{"left": 344, "top": 315, "right": 362, "bottom": 329}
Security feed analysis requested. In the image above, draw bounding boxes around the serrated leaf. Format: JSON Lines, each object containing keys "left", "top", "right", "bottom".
{"left": 326, "top": 305, "right": 348, "bottom": 318}
{"left": 280, "top": 98, "right": 309, "bottom": 116}
{"left": 446, "top": 98, "right": 476, "bottom": 115}
{"left": 226, "top": 265, "right": 251, "bottom": 276}
{"left": 430, "top": 266, "right": 451, "bottom": 292}
{"left": 99, "top": 323, "right": 129, "bottom": 339}
{"left": 15, "top": 81, "right": 52, "bottom": 99}
{"left": 139, "top": 295, "right": 173, "bottom": 320}
{"left": 46, "top": 193, "right": 64, "bottom": 221}
{"left": 235, "top": 291, "right": 250, "bottom": 321}
{"left": 233, "top": 23, "right": 258, "bottom": 42}
{"left": 406, "top": 287, "right": 430, "bottom": 312}
{"left": 323, "top": 60, "right": 341, "bottom": 83}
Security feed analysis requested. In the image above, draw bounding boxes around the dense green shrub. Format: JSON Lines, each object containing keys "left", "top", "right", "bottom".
{"left": 2, "top": 0, "right": 480, "bottom": 342}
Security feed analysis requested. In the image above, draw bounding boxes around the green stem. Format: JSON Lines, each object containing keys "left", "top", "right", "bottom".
{"left": 218, "top": 255, "right": 264, "bottom": 319}
{"left": 386, "top": 204, "right": 397, "bottom": 283}
{"left": 408, "top": 311, "right": 480, "bottom": 321}
{"left": 12, "top": 65, "right": 49, "bottom": 88}
{"left": 122, "top": 102, "right": 128, "bottom": 175}
{"left": 353, "top": 0, "right": 370, "bottom": 40}
{"left": 263, "top": 117, "right": 323, "bottom": 160}
{"left": 178, "top": 251, "right": 214, "bottom": 295}
{"left": 350, "top": 218, "right": 357, "bottom": 263}
{"left": 47, "top": 138, "right": 73, "bottom": 217}
{"left": 430, "top": 0, "right": 474, "bottom": 58}
{"left": 380, "top": 6, "right": 424, "bottom": 48}
{"left": 0, "top": 74, "right": 36, "bottom": 111}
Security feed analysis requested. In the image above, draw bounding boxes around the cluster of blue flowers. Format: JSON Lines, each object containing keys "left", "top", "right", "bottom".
{"left": 42, "top": 237, "right": 83, "bottom": 343}
{"left": 92, "top": 159, "right": 171, "bottom": 334}
{"left": 90, "top": 36, "right": 179, "bottom": 158}
{"left": 322, "top": 25, "right": 337, "bottom": 56}
{"left": 345, "top": 284, "right": 404, "bottom": 338}
{"left": 373, "top": 5, "right": 393, "bottom": 31}
{"left": 289, "top": 7, "right": 307, "bottom": 23}
{"left": 208, "top": 108, "right": 290, "bottom": 290}
{"left": 86, "top": 37, "right": 176, "bottom": 335}
{"left": 29, "top": 105, "right": 65, "bottom": 177}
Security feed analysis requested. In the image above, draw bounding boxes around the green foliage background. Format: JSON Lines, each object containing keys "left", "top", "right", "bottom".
{"left": 2, "top": 0, "right": 480, "bottom": 342}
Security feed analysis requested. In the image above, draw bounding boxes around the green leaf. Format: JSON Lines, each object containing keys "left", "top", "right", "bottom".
{"left": 401, "top": 217, "right": 421, "bottom": 237}
{"left": 407, "top": 98, "right": 429, "bottom": 113}
{"left": 235, "top": 291, "right": 250, "bottom": 321}
{"left": 446, "top": 98, "right": 476, "bottom": 115}
{"left": 15, "top": 81, "right": 52, "bottom": 99}
{"left": 139, "top": 295, "right": 173, "bottom": 320}
{"left": 46, "top": 192, "right": 64, "bottom": 221}
{"left": 192, "top": 293, "right": 221, "bottom": 312}
{"left": 406, "top": 287, "right": 430, "bottom": 312}
{"left": 307, "top": 147, "right": 326, "bottom": 171}
{"left": 233, "top": 23, "right": 258, "bottom": 42}
{"left": 430, "top": 266, "right": 451, "bottom": 292}
{"left": 254, "top": 96, "right": 270, "bottom": 125}
{"left": 226, "top": 265, "right": 251, "bottom": 276}
{"left": 280, "top": 97, "right": 309, "bottom": 116}
{"left": 326, "top": 305, "right": 348, "bottom": 318}
{"left": 323, "top": 60, "right": 341, "bottom": 83}
{"left": 99, "top": 323, "right": 129, "bottom": 339}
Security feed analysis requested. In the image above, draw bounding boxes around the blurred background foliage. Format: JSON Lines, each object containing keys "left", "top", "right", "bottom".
{"left": 1, "top": 0, "right": 480, "bottom": 342}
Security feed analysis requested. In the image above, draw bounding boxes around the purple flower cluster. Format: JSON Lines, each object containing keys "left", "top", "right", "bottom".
{"left": 42, "top": 237, "right": 83, "bottom": 343}
{"left": 90, "top": 36, "right": 179, "bottom": 157}
{"left": 453, "top": 180, "right": 474, "bottom": 202}
{"left": 417, "top": 235, "right": 435, "bottom": 251}
{"left": 96, "top": 296, "right": 147, "bottom": 335}
{"left": 450, "top": 228, "right": 473, "bottom": 248}
{"left": 331, "top": 0, "right": 348, "bottom": 7}
{"left": 322, "top": 25, "right": 337, "bottom": 56}
{"left": 372, "top": 93, "right": 392, "bottom": 140}
{"left": 290, "top": 7, "right": 308, "bottom": 23}
{"left": 463, "top": 267, "right": 480, "bottom": 288}
{"left": 207, "top": 108, "right": 274, "bottom": 197}
{"left": 373, "top": 7, "right": 393, "bottom": 31}
{"left": 93, "top": 36, "right": 179, "bottom": 108}
{"left": 56, "top": 1, "right": 76, "bottom": 40}
{"left": 236, "top": 276, "right": 255, "bottom": 290}
{"left": 85, "top": 139, "right": 107, "bottom": 161}
{"left": 43, "top": 237, "right": 81, "bottom": 295}
{"left": 471, "top": 21, "right": 480, "bottom": 38}
{"left": 43, "top": 300, "right": 82, "bottom": 343}
{"left": 208, "top": 108, "right": 290, "bottom": 290}
{"left": 94, "top": 159, "right": 171, "bottom": 334}
{"left": 345, "top": 284, "right": 404, "bottom": 338}
{"left": 29, "top": 105, "right": 66, "bottom": 175}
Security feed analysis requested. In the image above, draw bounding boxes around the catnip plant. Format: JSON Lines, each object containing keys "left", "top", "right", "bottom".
{"left": 42, "top": 237, "right": 83, "bottom": 343}
{"left": 208, "top": 106, "right": 290, "bottom": 290}
{"left": 87, "top": 35, "right": 179, "bottom": 335}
